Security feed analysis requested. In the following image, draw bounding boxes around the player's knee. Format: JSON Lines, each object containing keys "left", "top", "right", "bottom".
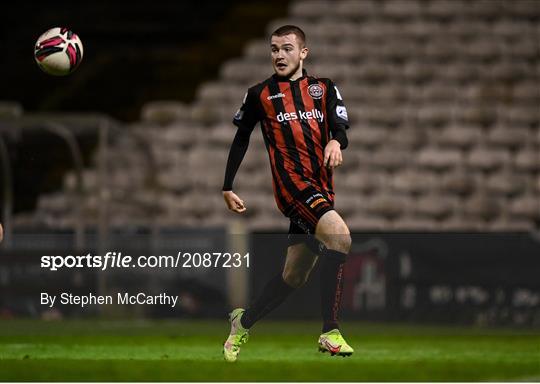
{"left": 339, "top": 233, "right": 352, "bottom": 253}
{"left": 316, "top": 214, "right": 351, "bottom": 253}
{"left": 282, "top": 269, "right": 310, "bottom": 289}
{"left": 321, "top": 232, "right": 351, "bottom": 254}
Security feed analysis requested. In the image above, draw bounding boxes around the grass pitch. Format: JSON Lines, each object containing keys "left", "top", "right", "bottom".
{"left": 0, "top": 319, "right": 538, "bottom": 381}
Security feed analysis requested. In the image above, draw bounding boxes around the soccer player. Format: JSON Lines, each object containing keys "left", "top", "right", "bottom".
{"left": 222, "top": 25, "right": 353, "bottom": 361}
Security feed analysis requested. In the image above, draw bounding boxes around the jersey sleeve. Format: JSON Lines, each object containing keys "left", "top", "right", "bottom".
{"left": 223, "top": 88, "right": 260, "bottom": 191}
{"left": 325, "top": 80, "right": 350, "bottom": 149}
{"left": 232, "top": 87, "right": 260, "bottom": 131}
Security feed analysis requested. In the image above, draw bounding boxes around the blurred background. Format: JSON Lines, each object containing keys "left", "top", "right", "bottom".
{"left": 0, "top": 0, "right": 539, "bottom": 326}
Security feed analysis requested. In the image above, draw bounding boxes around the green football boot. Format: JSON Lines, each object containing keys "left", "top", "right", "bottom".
{"left": 223, "top": 308, "right": 249, "bottom": 362}
{"left": 318, "top": 329, "right": 354, "bottom": 357}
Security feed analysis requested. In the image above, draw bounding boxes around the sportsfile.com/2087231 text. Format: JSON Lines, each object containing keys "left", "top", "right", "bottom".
{"left": 40, "top": 252, "right": 250, "bottom": 271}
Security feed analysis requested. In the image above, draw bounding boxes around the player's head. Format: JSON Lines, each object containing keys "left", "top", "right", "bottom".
{"left": 270, "top": 25, "right": 308, "bottom": 80}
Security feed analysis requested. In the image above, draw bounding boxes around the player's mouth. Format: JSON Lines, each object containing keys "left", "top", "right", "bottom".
{"left": 276, "top": 62, "right": 287, "bottom": 70}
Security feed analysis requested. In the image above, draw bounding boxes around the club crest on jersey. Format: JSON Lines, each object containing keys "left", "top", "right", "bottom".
{"left": 308, "top": 84, "right": 324, "bottom": 99}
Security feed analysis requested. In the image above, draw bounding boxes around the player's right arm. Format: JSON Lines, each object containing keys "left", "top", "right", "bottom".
{"left": 222, "top": 88, "right": 260, "bottom": 214}
{"left": 223, "top": 125, "right": 250, "bottom": 213}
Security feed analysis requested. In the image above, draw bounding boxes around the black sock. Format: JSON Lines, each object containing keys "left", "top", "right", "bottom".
{"left": 320, "top": 249, "right": 347, "bottom": 333}
{"left": 240, "top": 273, "right": 295, "bottom": 329}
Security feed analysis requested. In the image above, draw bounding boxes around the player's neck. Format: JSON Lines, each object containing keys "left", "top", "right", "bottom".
{"left": 289, "top": 65, "right": 303, "bottom": 81}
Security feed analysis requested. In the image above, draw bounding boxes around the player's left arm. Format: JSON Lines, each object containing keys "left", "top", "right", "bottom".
{"left": 324, "top": 80, "right": 350, "bottom": 168}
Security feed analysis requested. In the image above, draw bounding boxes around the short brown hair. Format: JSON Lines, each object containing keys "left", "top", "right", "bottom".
{"left": 271, "top": 25, "right": 306, "bottom": 47}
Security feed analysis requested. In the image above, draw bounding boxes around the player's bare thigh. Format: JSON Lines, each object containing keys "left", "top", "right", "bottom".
{"left": 315, "top": 210, "right": 351, "bottom": 253}
{"left": 282, "top": 242, "right": 318, "bottom": 288}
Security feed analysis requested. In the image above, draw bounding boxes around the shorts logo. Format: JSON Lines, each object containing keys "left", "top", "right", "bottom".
{"left": 310, "top": 198, "right": 326, "bottom": 208}
{"left": 308, "top": 84, "right": 324, "bottom": 99}
{"left": 306, "top": 192, "right": 324, "bottom": 205}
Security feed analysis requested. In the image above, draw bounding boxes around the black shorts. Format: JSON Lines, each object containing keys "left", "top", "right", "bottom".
{"left": 285, "top": 186, "right": 334, "bottom": 245}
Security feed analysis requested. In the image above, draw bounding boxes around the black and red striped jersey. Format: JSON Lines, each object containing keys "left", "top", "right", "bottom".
{"left": 229, "top": 69, "right": 349, "bottom": 213}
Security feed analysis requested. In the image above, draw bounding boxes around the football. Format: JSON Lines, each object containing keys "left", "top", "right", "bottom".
{"left": 34, "top": 27, "right": 84, "bottom": 76}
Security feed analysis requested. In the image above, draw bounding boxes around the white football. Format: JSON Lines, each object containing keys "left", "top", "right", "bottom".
{"left": 34, "top": 27, "right": 84, "bottom": 76}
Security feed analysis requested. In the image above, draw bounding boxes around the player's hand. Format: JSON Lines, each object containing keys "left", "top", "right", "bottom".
{"left": 0, "top": 223, "right": 3, "bottom": 243}
{"left": 222, "top": 191, "right": 247, "bottom": 213}
{"left": 324, "top": 139, "right": 343, "bottom": 168}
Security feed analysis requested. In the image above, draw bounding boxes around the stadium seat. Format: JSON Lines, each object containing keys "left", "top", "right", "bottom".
{"left": 348, "top": 126, "right": 388, "bottom": 149}
{"left": 370, "top": 147, "right": 412, "bottom": 171}
{"left": 437, "top": 125, "right": 483, "bottom": 149}
{"left": 341, "top": 169, "right": 388, "bottom": 195}
{"left": 197, "top": 82, "right": 246, "bottom": 104}
{"left": 463, "top": 194, "right": 502, "bottom": 222}
{"left": 390, "top": 169, "right": 437, "bottom": 196}
{"left": 486, "top": 125, "right": 529, "bottom": 150}
{"left": 413, "top": 195, "right": 456, "bottom": 220}
{"left": 289, "top": 0, "right": 332, "bottom": 19}
{"left": 440, "top": 170, "right": 477, "bottom": 197}
{"left": 161, "top": 123, "right": 202, "bottom": 147}
{"left": 489, "top": 217, "right": 534, "bottom": 231}
{"left": 462, "top": 39, "right": 503, "bottom": 62}
{"left": 493, "top": 19, "right": 538, "bottom": 40}
{"left": 513, "top": 82, "right": 540, "bottom": 104}
{"left": 346, "top": 213, "right": 389, "bottom": 231}
{"left": 485, "top": 172, "right": 527, "bottom": 197}
{"left": 235, "top": 169, "right": 272, "bottom": 192}
{"left": 416, "top": 147, "right": 463, "bottom": 171}
{"left": 416, "top": 105, "right": 453, "bottom": 128}
{"left": 466, "top": 147, "right": 510, "bottom": 172}
{"left": 382, "top": 0, "right": 423, "bottom": 20}
{"left": 392, "top": 216, "right": 440, "bottom": 230}
{"left": 141, "top": 101, "right": 190, "bottom": 125}
{"left": 514, "top": 148, "right": 540, "bottom": 172}
{"left": 425, "top": 0, "right": 467, "bottom": 19}
{"left": 505, "top": 0, "right": 540, "bottom": 17}
{"left": 250, "top": 214, "right": 288, "bottom": 230}
{"left": 387, "top": 125, "right": 427, "bottom": 150}
{"left": 334, "top": 194, "right": 362, "bottom": 218}
{"left": 244, "top": 40, "right": 271, "bottom": 62}
{"left": 365, "top": 194, "right": 410, "bottom": 220}
{"left": 499, "top": 105, "right": 540, "bottom": 127}
{"left": 441, "top": 216, "right": 484, "bottom": 231}
{"left": 446, "top": 19, "right": 492, "bottom": 40}
{"left": 206, "top": 124, "right": 236, "bottom": 146}
{"left": 508, "top": 196, "right": 540, "bottom": 221}
{"left": 334, "top": 0, "right": 379, "bottom": 19}
{"left": 467, "top": 0, "right": 507, "bottom": 19}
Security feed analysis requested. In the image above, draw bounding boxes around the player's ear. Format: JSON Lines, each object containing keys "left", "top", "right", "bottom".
{"left": 300, "top": 46, "right": 308, "bottom": 60}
